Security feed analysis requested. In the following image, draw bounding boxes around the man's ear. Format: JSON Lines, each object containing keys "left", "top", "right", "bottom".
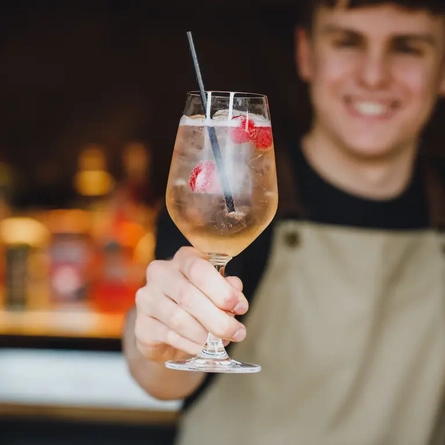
{"left": 295, "top": 26, "right": 313, "bottom": 82}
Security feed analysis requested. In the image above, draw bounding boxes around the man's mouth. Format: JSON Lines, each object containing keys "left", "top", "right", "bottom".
{"left": 345, "top": 97, "right": 399, "bottom": 119}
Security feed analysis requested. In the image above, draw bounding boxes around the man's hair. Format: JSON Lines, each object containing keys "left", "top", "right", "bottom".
{"left": 301, "top": 0, "right": 445, "bottom": 29}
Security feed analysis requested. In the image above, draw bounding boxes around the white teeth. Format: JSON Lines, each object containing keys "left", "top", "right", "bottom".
{"left": 354, "top": 101, "right": 388, "bottom": 117}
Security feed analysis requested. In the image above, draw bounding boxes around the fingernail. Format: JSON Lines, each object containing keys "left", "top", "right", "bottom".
{"left": 232, "top": 327, "right": 246, "bottom": 342}
{"left": 233, "top": 301, "right": 248, "bottom": 314}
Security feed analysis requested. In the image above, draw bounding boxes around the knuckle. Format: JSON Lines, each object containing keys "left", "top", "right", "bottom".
{"left": 166, "top": 329, "right": 181, "bottom": 348}
{"left": 228, "top": 276, "right": 243, "bottom": 292}
{"left": 134, "top": 288, "right": 146, "bottom": 308}
{"left": 174, "top": 246, "right": 196, "bottom": 262}
{"left": 220, "top": 289, "right": 239, "bottom": 308}
{"left": 145, "top": 259, "right": 164, "bottom": 280}
{"left": 176, "top": 286, "right": 194, "bottom": 308}
{"left": 169, "top": 308, "right": 188, "bottom": 332}
{"left": 183, "top": 255, "right": 205, "bottom": 282}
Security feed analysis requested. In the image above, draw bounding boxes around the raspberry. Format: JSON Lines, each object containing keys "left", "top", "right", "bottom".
{"left": 230, "top": 115, "right": 256, "bottom": 144}
{"left": 189, "top": 160, "right": 221, "bottom": 193}
{"left": 254, "top": 126, "right": 273, "bottom": 150}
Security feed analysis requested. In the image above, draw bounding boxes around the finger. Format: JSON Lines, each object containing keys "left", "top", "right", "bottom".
{"left": 225, "top": 276, "right": 243, "bottom": 292}
{"left": 136, "top": 316, "right": 203, "bottom": 357}
{"left": 149, "top": 295, "right": 209, "bottom": 346}
{"left": 175, "top": 248, "right": 248, "bottom": 313}
{"left": 136, "top": 280, "right": 209, "bottom": 345}
{"left": 162, "top": 272, "right": 246, "bottom": 342}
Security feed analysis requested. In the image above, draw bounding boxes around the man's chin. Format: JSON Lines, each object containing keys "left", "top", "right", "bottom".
{"left": 341, "top": 137, "right": 406, "bottom": 161}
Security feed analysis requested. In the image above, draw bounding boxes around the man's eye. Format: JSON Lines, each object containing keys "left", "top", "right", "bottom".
{"left": 333, "top": 39, "right": 359, "bottom": 48}
{"left": 393, "top": 43, "right": 423, "bottom": 56}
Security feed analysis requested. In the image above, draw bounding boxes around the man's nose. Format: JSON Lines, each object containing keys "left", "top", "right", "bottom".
{"left": 357, "top": 50, "right": 391, "bottom": 89}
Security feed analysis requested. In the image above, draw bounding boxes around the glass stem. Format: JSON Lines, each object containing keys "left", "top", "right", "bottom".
{"left": 197, "top": 255, "right": 232, "bottom": 360}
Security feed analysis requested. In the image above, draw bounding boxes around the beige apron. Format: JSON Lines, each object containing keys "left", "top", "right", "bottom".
{"left": 176, "top": 155, "right": 445, "bottom": 445}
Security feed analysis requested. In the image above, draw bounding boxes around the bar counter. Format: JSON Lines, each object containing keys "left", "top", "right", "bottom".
{"left": 0, "top": 309, "right": 182, "bottom": 425}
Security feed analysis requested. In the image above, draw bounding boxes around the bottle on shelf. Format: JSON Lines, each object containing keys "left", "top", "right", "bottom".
{"left": 0, "top": 216, "right": 50, "bottom": 311}
{"left": 89, "top": 141, "right": 155, "bottom": 314}
{"left": 0, "top": 156, "right": 13, "bottom": 307}
{"left": 72, "top": 144, "right": 116, "bottom": 215}
{"left": 45, "top": 209, "right": 94, "bottom": 310}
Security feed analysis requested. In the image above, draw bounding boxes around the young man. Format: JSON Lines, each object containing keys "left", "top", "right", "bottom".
{"left": 123, "top": 1, "right": 445, "bottom": 444}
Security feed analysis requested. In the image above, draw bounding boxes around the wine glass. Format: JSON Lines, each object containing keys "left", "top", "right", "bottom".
{"left": 165, "top": 91, "right": 278, "bottom": 373}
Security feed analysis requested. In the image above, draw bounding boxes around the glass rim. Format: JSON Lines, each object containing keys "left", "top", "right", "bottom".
{"left": 186, "top": 90, "right": 268, "bottom": 100}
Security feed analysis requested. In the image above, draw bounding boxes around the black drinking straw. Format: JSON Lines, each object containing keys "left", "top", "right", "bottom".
{"left": 186, "top": 31, "right": 235, "bottom": 213}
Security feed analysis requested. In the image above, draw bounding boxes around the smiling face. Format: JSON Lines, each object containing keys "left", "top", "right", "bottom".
{"left": 296, "top": 4, "right": 445, "bottom": 159}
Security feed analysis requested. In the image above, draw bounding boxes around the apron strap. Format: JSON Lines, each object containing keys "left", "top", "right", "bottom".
{"left": 420, "top": 155, "right": 445, "bottom": 231}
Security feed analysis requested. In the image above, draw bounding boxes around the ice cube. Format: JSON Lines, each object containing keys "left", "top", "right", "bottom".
{"left": 212, "top": 109, "right": 247, "bottom": 123}
{"left": 248, "top": 152, "right": 272, "bottom": 176}
{"left": 180, "top": 114, "right": 207, "bottom": 127}
{"left": 220, "top": 206, "right": 254, "bottom": 234}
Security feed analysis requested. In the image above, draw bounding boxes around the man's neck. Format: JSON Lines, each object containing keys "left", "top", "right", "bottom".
{"left": 301, "top": 128, "right": 419, "bottom": 201}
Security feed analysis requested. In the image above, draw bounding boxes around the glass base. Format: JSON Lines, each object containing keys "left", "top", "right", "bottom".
{"left": 165, "top": 357, "right": 261, "bottom": 373}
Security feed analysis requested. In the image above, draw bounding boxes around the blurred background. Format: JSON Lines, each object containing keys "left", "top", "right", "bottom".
{"left": 0, "top": 1, "right": 444, "bottom": 444}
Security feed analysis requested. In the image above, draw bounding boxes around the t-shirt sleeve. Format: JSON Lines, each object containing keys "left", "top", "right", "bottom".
{"left": 154, "top": 206, "right": 191, "bottom": 260}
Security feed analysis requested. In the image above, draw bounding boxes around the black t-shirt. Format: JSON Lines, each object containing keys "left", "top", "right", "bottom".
{"left": 154, "top": 143, "right": 442, "bottom": 409}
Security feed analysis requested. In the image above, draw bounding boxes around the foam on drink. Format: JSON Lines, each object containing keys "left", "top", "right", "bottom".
{"left": 179, "top": 111, "right": 272, "bottom": 128}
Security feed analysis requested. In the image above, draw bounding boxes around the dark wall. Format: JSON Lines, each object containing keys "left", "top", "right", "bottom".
{"left": 0, "top": 3, "right": 443, "bottom": 208}
{"left": 0, "top": 4, "right": 307, "bottom": 207}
